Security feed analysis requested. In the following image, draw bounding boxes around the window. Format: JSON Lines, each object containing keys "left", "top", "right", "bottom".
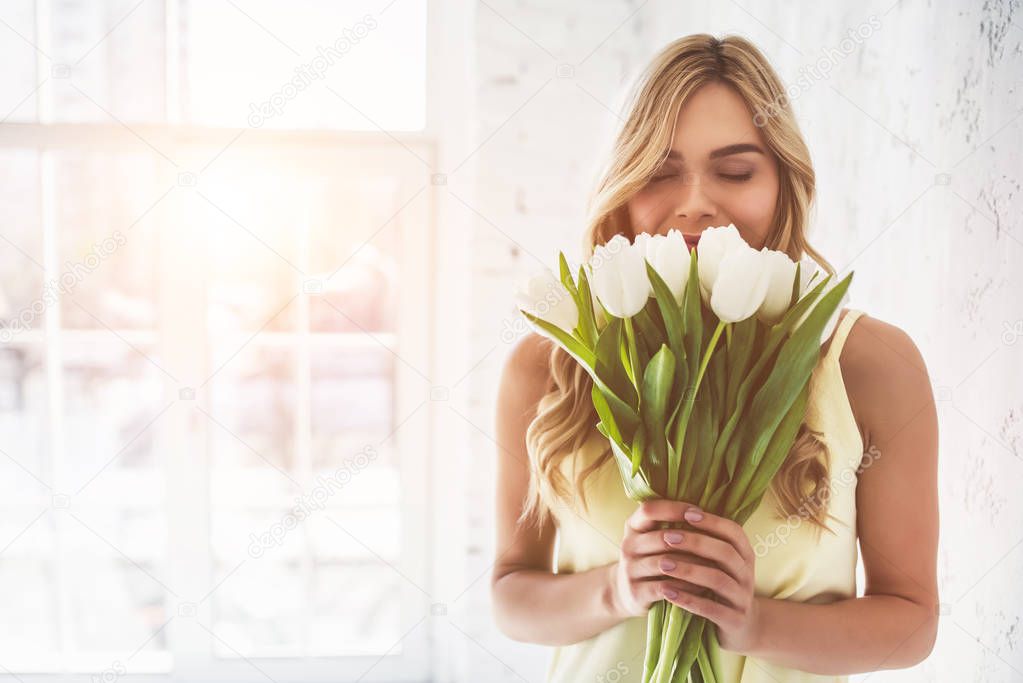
{"left": 0, "top": 1, "right": 435, "bottom": 679}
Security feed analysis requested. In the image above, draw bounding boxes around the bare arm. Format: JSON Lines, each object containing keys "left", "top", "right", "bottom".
{"left": 489, "top": 333, "right": 625, "bottom": 645}
{"left": 490, "top": 334, "right": 719, "bottom": 646}
{"left": 737, "top": 315, "right": 940, "bottom": 673}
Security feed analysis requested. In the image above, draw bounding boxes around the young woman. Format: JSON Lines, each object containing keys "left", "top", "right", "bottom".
{"left": 491, "top": 34, "right": 939, "bottom": 681}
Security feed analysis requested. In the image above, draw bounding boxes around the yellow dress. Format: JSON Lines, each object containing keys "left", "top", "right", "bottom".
{"left": 543, "top": 309, "right": 866, "bottom": 683}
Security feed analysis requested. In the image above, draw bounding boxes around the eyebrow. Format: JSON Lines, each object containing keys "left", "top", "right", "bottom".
{"left": 666, "top": 143, "right": 766, "bottom": 161}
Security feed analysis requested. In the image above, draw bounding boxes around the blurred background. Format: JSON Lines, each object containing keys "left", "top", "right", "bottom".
{"left": 0, "top": 0, "right": 1019, "bottom": 681}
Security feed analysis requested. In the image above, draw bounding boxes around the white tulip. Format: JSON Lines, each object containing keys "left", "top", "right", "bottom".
{"left": 756, "top": 248, "right": 798, "bottom": 324}
{"left": 696, "top": 224, "right": 749, "bottom": 300}
{"left": 637, "top": 230, "right": 690, "bottom": 305}
{"left": 795, "top": 258, "right": 826, "bottom": 297}
{"left": 708, "top": 245, "right": 772, "bottom": 323}
{"left": 588, "top": 234, "right": 651, "bottom": 318}
{"left": 514, "top": 267, "right": 579, "bottom": 335}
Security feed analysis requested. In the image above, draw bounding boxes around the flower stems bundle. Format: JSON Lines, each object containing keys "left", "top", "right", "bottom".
{"left": 515, "top": 225, "right": 853, "bottom": 682}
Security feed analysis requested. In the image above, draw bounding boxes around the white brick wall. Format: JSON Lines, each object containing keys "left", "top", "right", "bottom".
{"left": 442, "top": 2, "right": 1023, "bottom": 680}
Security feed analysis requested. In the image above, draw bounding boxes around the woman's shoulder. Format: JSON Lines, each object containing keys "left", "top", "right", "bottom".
{"left": 838, "top": 310, "right": 934, "bottom": 447}
{"left": 499, "top": 332, "right": 556, "bottom": 408}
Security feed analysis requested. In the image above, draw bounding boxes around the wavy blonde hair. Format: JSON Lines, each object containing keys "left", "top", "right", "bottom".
{"left": 522, "top": 34, "right": 844, "bottom": 539}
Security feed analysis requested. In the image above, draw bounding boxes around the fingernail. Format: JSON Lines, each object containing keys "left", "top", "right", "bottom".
{"left": 684, "top": 508, "right": 703, "bottom": 522}
{"left": 663, "top": 587, "right": 679, "bottom": 599}
{"left": 664, "top": 531, "right": 684, "bottom": 544}
{"left": 659, "top": 558, "right": 676, "bottom": 571}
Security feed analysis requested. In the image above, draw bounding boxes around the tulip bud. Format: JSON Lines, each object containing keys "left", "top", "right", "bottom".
{"left": 588, "top": 234, "right": 651, "bottom": 318}
{"left": 514, "top": 267, "right": 579, "bottom": 335}
{"left": 708, "top": 245, "right": 771, "bottom": 323}
{"left": 643, "top": 230, "right": 690, "bottom": 306}
{"left": 696, "top": 224, "right": 749, "bottom": 301}
{"left": 756, "top": 248, "right": 798, "bottom": 324}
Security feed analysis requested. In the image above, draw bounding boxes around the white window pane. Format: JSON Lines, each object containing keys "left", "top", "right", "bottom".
{"left": 309, "top": 562, "right": 402, "bottom": 656}
{"left": 66, "top": 507, "right": 169, "bottom": 654}
{"left": 61, "top": 341, "right": 165, "bottom": 494}
{"left": 0, "top": 345, "right": 50, "bottom": 502}
{"left": 0, "top": 150, "right": 44, "bottom": 336}
{"left": 197, "top": 163, "right": 303, "bottom": 335}
{"left": 0, "top": 1, "right": 39, "bottom": 122}
{"left": 54, "top": 150, "right": 161, "bottom": 331}
{"left": 184, "top": 0, "right": 426, "bottom": 130}
{"left": 50, "top": 0, "right": 166, "bottom": 123}
{"left": 311, "top": 346, "right": 394, "bottom": 472}
{"left": 210, "top": 558, "right": 305, "bottom": 657}
{"left": 0, "top": 556, "right": 56, "bottom": 654}
{"left": 307, "top": 172, "right": 401, "bottom": 333}
{"left": 208, "top": 346, "right": 296, "bottom": 475}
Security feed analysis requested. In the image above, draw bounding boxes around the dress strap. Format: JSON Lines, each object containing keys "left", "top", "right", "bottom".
{"left": 823, "top": 308, "right": 863, "bottom": 365}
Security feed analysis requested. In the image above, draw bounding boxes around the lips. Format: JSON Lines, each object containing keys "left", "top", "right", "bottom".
{"left": 683, "top": 233, "right": 701, "bottom": 250}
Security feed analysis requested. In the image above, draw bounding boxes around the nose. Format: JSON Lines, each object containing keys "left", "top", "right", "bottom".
{"left": 672, "top": 171, "right": 718, "bottom": 227}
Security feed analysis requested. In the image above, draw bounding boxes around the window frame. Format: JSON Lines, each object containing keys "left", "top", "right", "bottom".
{"left": 0, "top": 0, "right": 474, "bottom": 679}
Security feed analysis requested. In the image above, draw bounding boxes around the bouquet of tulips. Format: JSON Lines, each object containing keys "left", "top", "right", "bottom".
{"left": 514, "top": 225, "right": 852, "bottom": 683}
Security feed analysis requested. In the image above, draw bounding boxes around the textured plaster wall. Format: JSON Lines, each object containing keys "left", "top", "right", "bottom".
{"left": 451, "top": 1, "right": 1022, "bottom": 680}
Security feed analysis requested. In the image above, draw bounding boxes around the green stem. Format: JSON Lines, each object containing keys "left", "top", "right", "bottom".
{"left": 668, "top": 320, "right": 727, "bottom": 498}
{"left": 623, "top": 316, "right": 642, "bottom": 394}
{"left": 643, "top": 600, "right": 665, "bottom": 681}
{"left": 653, "top": 603, "right": 694, "bottom": 683}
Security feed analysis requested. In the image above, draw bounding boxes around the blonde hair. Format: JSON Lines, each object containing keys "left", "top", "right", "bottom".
{"left": 522, "top": 34, "right": 842, "bottom": 538}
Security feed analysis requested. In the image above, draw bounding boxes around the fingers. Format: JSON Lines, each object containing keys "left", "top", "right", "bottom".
{"left": 626, "top": 499, "right": 703, "bottom": 533}
{"left": 660, "top": 526, "right": 749, "bottom": 584}
{"left": 622, "top": 520, "right": 749, "bottom": 585}
{"left": 621, "top": 527, "right": 686, "bottom": 557}
{"left": 642, "top": 554, "right": 746, "bottom": 610}
{"left": 661, "top": 583, "right": 743, "bottom": 630}
{"left": 680, "top": 507, "right": 755, "bottom": 566}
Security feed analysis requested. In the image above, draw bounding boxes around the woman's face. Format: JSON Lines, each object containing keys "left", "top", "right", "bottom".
{"left": 625, "top": 81, "right": 780, "bottom": 249}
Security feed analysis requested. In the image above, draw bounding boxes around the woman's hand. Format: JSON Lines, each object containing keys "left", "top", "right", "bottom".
{"left": 607, "top": 499, "right": 762, "bottom": 655}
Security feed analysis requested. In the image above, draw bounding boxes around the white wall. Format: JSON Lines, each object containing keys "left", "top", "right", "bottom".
{"left": 442, "top": 1, "right": 1023, "bottom": 681}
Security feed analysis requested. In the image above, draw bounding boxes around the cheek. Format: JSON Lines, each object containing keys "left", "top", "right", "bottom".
{"left": 627, "top": 188, "right": 671, "bottom": 231}
{"left": 715, "top": 179, "right": 777, "bottom": 225}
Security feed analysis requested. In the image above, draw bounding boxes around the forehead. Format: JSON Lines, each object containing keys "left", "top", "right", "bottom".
{"left": 667, "top": 81, "right": 766, "bottom": 160}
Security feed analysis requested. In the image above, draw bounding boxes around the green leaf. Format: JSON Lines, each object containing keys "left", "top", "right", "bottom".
{"left": 712, "top": 271, "right": 840, "bottom": 475}
{"left": 590, "top": 384, "right": 622, "bottom": 444}
{"left": 640, "top": 344, "right": 675, "bottom": 472}
{"left": 724, "top": 316, "right": 758, "bottom": 416}
{"left": 682, "top": 249, "right": 703, "bottom": 383}
{"left": 726, "top": 380, "right": 811, "bottom": 517}
{"left": 521, "top": 311, "right": 595, "bottom": 368}
{"left": 633, "top": 304, "right": 660, "bottom": 365}
{"left": 558, "top": 252, "right": 578, "bottom": 299}
{"left": 594, "top": 317, "right": 638, "bottom": 409}
{"left": 687, "top": 384, "right": 718, "bottom": 505}
{"left": 743, "top": 271, "right": 853, "bottom": 470}
{"left": 630, "top": 422, "right": 646, "bottom": 477}
{"left": 642, "top": 344, "right": 676, "bottom": 425}
{"left": 525, "top": 309, "right": 640, "bottom": 440}
{"left": 608, "top": 435, "right": 656, "bottom": 500}
{"left": 646, "top": 261, "right": 685, "bottom": 357}
{"left": 575, "top": 264, "right": 597, "bottom": 347}
{"left": 789, "top": 260, "right": 802, "bottom": 308}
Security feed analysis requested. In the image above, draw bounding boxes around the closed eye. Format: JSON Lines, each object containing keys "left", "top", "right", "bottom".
{"left": 651, "top": 171, "right": 753, "bottom": 183}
